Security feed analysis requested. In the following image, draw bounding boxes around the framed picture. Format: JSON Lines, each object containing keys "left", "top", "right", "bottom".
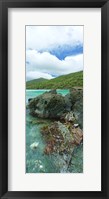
{"left": 0, "top": 0, "right": 109, "bottom": 198}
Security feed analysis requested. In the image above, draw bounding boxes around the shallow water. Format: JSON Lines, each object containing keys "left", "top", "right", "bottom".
{"left": 26, "top": 89, "right": 69, "bottom": 103}
{"left": 26, "top": 89, "right": 83, "bottom": 173}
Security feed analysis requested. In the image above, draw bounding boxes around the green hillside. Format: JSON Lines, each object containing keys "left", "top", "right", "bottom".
{"left": 27, "top": 78, "right": 47, "bottom": 84}
{"left": 26, "top": 71, "right": 83, "bottom": 89}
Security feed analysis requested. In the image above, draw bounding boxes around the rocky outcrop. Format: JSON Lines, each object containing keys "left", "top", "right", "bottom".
{"left": 41, "top": 121, "right": 83, "bottom": 172}
{"left": 28, "top": 90, "right": 71, "bottom": 119}
{"left": 27, "top": 89, "right": 83, "bottom": 172}
{"left": 65, "top": 89, "right": 83, "bottom": 128}
{"left": 41, "top": 121, "right": 83, "bottom": 154}
{"left": 28, "top": 89, "right": 83, "bottom": 127}
{"left": 69, "top": 88, "right": 83, "bottom": 107}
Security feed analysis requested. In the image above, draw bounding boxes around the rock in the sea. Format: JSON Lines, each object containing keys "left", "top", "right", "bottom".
{"left": 28, "top": 88, "right": 83, "bottom": 128}
{"left": 68, "top": 89, "right": 83, "bottom": 129}
{"left": 65, "top": 88, "right": 82, "bottom": 106}
{"left": 69, "top": 88, "right": 83, "bottom": 107}
{"left": 28, "top": 91, "right": 71, "bottom": 119}
{"left": 41, "top": 121, "right": 83, "bottom": 155}
{"left": 30, "top": 142, "right": 39, "bottom": 150}
{"left": 48, "top": 89, "right": 57, "bottom": 94}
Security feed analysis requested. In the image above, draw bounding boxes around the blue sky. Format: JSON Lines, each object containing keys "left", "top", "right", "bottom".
{"left": 26, "top": 26, "right": 83, "bottom": 81}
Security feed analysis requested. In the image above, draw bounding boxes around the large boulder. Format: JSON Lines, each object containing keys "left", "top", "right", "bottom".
{"left": 69, "top": 88, "right": 83, "bottom": 107}
{"left": 67, "top": 89, "right": 83, "bottom": 129}
{"left": 28, "top": 89, "right": 83, "bottom": 128}
{"left": 28, "top": 91, "right": 71, "bottom": 119}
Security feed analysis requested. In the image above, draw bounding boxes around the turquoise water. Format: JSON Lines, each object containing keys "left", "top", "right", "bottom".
{"left": 26, "top": 89, "right": 69, "bottom": 103}
{"left": 26, "top": 89, "right": 83, "bottom": 173}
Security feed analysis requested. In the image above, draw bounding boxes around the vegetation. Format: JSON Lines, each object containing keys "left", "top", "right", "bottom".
{"left": 27, "top": 78, "right": 47, "bottom": 84}
{"left": 26, "top": 71, "right": 83, "bottom": 89}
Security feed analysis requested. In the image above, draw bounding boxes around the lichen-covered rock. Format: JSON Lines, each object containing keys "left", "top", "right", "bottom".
{"left": 41, "top": 121, "right": 83, "bottom": 155}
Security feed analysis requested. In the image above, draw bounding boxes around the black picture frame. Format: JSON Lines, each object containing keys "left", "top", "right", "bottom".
{"left": 0, "top": 0, "right": 109, "bottom": 198}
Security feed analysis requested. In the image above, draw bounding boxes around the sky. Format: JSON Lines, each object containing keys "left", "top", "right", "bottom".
{"left": 26, "top": 26, "right": 83, "bottom": 81}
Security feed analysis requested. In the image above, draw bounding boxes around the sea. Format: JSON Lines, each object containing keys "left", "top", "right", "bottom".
{"left": 26, "top": 89, "right": 83, "bottom": 173}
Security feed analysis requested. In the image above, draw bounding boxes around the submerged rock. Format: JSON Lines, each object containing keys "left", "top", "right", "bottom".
{"left": 30, "top": 142, "right": 39, "bottom": 150}
{"left": 41, "top": 121, "right": 83, "bottom": 172}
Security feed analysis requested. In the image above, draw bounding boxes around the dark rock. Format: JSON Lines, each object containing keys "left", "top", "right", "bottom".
{"left": 28, "top": 98, "right": 33, "bottom": 103}
{"left": 68, "top": 89, "right": 83, "bottom": 129}
{"left": 60, "top": 89, "right": 83, "bottom": 128}
{"left": 48, "top": 89, "right": 57, "bottom": 94}
{"left": 28, "top": 88, "right": 83, "bottom": 128}
{"left": 64, "top": 94, "right": 72, "bottom": 111}
{"left": 73, "top": 98, "right": 83, "bottom": 129}
{"left": 69, "top": 88, "right": 83, "bottom": 107}
{"left": 28, "top": 92, "right": 69, "bottom": 119}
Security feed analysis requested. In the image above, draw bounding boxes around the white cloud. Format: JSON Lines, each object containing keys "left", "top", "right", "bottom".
{"left": 26, "top": 26, "right": 83, "bottom": 51}
{"left": 26, "top": 71, "right": 54, "bottom": 81}
{"left": 26, "top": 50, "right": 83, "bottom": 80}
{"left": 26, "top": 26, "right": 83, "bottom": 81}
